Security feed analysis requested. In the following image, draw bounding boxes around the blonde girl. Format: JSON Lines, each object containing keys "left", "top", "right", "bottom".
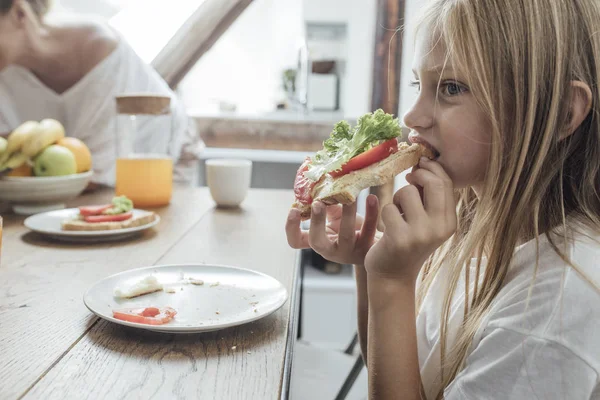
{"left": 286, "top": 0, "right": 600, "bottom": 398}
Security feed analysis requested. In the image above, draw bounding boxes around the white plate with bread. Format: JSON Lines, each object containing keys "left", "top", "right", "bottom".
{"left": 24, "top": 208, "right": 160, "bottom": 242}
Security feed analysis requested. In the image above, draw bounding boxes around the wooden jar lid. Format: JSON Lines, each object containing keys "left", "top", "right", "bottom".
{"left": 115, "top": 94, "right": 171, "bottom": 115}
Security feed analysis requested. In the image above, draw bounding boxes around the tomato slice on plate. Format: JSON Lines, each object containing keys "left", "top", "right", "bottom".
{"left": 112, "top": 306, "right": 177, "bottom": 325}
{"left": 140, "top": 307, "right": 160, "bottom": 317}
{"left": 84, "top": 211, "right": 133, "bottom": 223}
{"left": 329, "top": 138, "right": 398, "bottom": 178}
{"left": 78, "top": 204, "right": 112, "bottom": 216}
{"left": 293, "top": 157, "right": 316, "bottom": 205}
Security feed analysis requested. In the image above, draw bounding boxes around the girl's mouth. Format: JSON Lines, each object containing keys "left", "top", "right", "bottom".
{"left": 407, "top": 132, "right": 440, "bottom": 159}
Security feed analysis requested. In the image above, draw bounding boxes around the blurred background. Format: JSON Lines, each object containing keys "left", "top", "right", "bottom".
{"left": 50, "top": 0, "right": 422, "bottom": 129}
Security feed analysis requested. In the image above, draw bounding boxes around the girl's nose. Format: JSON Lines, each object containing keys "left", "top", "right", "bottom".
{"left": 403, "top": 99, "right": 434, "bottom": 131}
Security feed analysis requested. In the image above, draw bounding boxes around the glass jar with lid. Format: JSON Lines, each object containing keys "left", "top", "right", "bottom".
{"left": 115, "top": 94, "right": 174, "bottom": 207}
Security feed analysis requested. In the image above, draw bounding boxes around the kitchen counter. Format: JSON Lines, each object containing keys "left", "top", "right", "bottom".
{"left": 191, "top": 109, "right": 356, "bottom": 152}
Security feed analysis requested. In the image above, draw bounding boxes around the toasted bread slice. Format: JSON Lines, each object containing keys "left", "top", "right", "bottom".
{"left": 292, "top": 143, "right": 433, "bottom": 220}
{"left": 61, "top": 211, "right": 158, "bottom": 231}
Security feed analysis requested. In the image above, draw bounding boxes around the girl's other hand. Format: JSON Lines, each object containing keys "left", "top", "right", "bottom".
{"left": 364, "top": 158, "right": 457, "bottom": 283}
{"left": 285, "top": 194, "right": 380, "bottom": 265}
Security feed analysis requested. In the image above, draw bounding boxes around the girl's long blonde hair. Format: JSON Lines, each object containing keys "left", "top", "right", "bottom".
{"left": 413, "top": 0, "right": 600, "bottom": 397}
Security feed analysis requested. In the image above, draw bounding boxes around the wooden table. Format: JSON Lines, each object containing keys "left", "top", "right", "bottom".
{"left": 0, "top": 186, "right": 301, "bottom": 400}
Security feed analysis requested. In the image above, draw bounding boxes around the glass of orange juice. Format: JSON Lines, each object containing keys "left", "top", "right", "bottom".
{"left": 115, "top": 95, "right": 174, "bottom": 207}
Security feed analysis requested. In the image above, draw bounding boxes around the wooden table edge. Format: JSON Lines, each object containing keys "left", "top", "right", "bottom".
{"left": 280, "top": 249, "right": 302, "bottom": 400}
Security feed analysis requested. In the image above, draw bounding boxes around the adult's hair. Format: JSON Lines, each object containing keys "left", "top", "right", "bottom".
{"left": 0, "top": 0, "right": 51, "bottom": 17}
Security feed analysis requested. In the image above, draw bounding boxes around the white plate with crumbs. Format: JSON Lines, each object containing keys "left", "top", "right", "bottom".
{"left": 83, "top": 264, "right": 289, "bottom": 333}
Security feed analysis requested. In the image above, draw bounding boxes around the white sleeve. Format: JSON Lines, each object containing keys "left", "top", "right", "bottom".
{"left": 444, "top": 327, "right": 598, "bottom": 399}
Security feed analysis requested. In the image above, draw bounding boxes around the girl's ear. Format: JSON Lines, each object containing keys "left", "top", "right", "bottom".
{"left": 562, "top": 80, "right": 593, "bottom": 140}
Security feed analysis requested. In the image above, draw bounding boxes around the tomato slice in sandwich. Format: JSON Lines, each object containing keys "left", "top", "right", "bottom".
{"left": 84, "top": 211, "right": 133, "bottom": 223}
{"left": 294, "top": 158, "right": 316, "bottom": 205}
{"left": 78, "top": 204, "right": 113, "bottom": 216}
{"left": 329, "top": 138, "right": 399, "bottom": 178}
{"left": 112, "top": 306, "right": 177, "bottom": 325}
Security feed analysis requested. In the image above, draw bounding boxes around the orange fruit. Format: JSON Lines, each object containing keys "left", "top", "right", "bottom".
{"left": 6, "top": 162, "right": 33, "bottom": 177}
{"left": 56, "top": 137, "right": 92, "bottom": 173}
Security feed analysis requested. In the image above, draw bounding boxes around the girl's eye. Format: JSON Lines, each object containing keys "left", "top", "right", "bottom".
{"left": 409, "top": 80, "right": 421, "bottom": 91}
{"left": 441, "top": 82, "right": 468, "bottom": 96}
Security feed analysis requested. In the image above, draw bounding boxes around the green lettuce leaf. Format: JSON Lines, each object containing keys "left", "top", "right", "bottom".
{"left": 305, "top": 109, "right": 401, "bottom": 181}
{"left": 103, "top": 195, "right": 134, "bottom": 215}
{"left": 321, "top": 121, "right": 352, "bottom": 157}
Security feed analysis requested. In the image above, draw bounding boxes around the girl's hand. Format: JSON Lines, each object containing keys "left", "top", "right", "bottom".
{"left": 285, "top": 194, "right": 381, "bottom": 265}
{"left": 364, "top": 158, "right": 457, "bottom": 283}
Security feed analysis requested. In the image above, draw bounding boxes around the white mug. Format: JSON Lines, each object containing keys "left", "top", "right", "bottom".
{"left": 205, "top": 159, "right": 253, "bottom": 207}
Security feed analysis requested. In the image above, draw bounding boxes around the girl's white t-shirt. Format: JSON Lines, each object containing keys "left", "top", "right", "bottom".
{"left": 418, "top": 228, "right": 600, "bottom": 399}
{"left": 0, "top": 35, "right": 204, "bottom": 186}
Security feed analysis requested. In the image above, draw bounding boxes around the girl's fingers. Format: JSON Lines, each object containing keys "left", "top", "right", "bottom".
{"left": 406, "top": 163, "right": 453, "bottom": 216}
{"left": 393, "top": 185, "right": 426, "bottom": 224}
{"left": 358, "top": 194, "right": 379, "bottom": 246}
{"left": 285, "top": 208, "right": 309, "bottom": 249}
{"left": 308, "top": 201, "right": 335, "bottom": 254}
{"left": 325, "top": 204, "right": 343, "bottom": 221}
{"left": 337, "top": 202, "right": 357, "bottom": 251}
{"left": 418, "top": 157, "right": 453, "bottom": 182}
{"left": 380, "top": 202, "right": 405, "bottom": 234}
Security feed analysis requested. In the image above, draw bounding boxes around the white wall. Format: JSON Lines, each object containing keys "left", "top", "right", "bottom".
{"left": 303, "top": 0, "right": 376, "bottom": 119}
{"left": 49, "top": 0, "right": 122, "bottom": 19}
{"left": 177, "top": 0, "right": 305, "bottom": 115}
{"left": 303, "top": 0, "right": 350, "bottom": 23}
{"left": 178, "top": 0, "right": 376, "bottom": 118}
{"left": 343, "top": 0, "right": 376, "bottom": 118}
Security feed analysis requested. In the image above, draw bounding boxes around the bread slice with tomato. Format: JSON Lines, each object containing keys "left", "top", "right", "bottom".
{"left": 292, "top": 109, "right": 435, "bottom": 220}
{"left": 61, "top": 195, "right": 158, "bottom": 231}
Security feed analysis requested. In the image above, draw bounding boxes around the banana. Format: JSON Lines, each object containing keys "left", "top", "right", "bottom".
{"left": 0, "top": 147, "right": 10, "bottom": 166}
{"left": 6, "top": 121, "right": 40, "bottom": 155}
{"left": 0, "top": 152, "right": 28, "bottom": 172}
{"left": 0, "top": 137, "right": 7, "bottom": 155}
{"left": 22, "top": 119, "right": 65, "bottom": 158}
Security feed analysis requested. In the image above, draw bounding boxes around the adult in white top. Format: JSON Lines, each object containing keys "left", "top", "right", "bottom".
{"left": 0, "top": 0, "right": 204, "bottom": 187}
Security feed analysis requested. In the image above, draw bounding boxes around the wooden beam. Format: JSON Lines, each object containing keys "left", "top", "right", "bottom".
{"left": 152, "top": 0, "right": 254, "bottom": 89}
{"left": 369, "top": 0, "right": 406, "bottom": 228}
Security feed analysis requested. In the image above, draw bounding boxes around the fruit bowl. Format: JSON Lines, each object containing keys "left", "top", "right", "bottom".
{"left": 0, "top": 171, "right": 94, "bottom": 215}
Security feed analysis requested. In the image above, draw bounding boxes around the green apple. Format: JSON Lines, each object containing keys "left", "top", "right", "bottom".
{"left": 34, "top": 145, "right": 77, "bottom": 177}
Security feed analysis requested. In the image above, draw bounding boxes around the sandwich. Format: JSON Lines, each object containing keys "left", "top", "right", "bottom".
{"left": 61, "top": 195, "right": 157, "bottom": 231}
{"left": 292, "top": 109, "right": 436, "bottom": 220}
